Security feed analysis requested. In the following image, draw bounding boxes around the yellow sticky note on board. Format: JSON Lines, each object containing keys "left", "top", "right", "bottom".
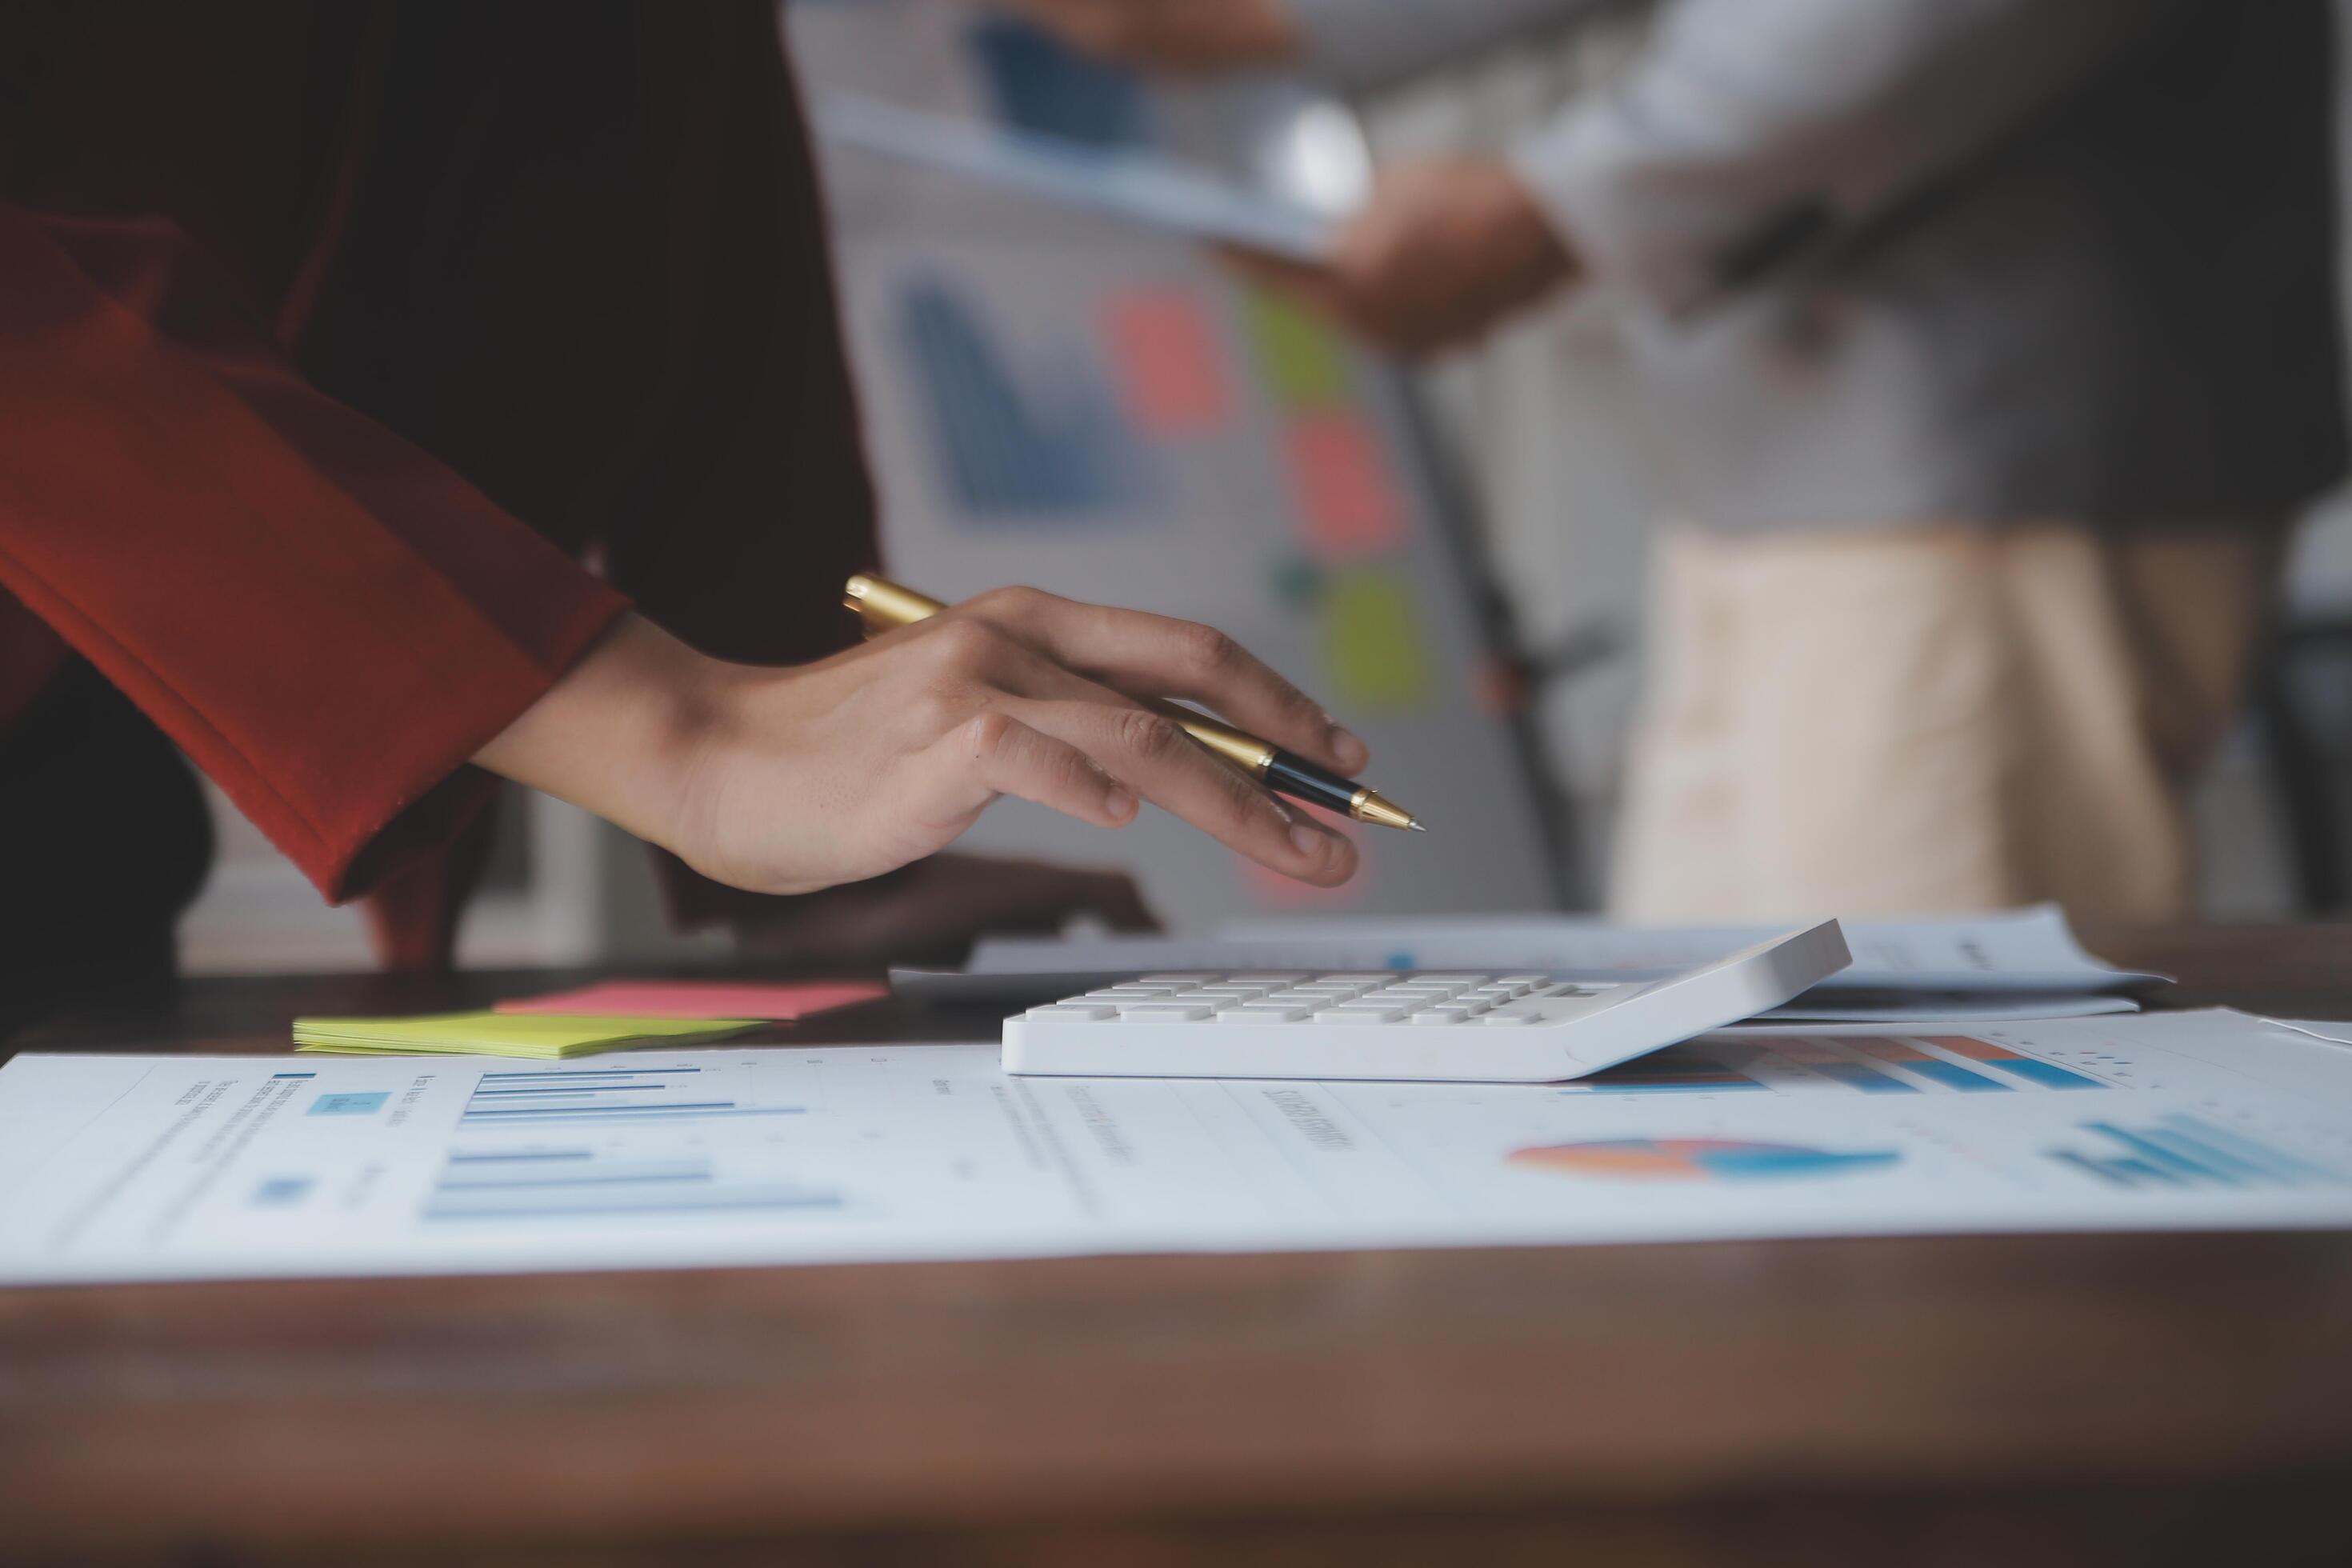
{"left": 291, "top": 1012, "right": 761, "bottom": 1061}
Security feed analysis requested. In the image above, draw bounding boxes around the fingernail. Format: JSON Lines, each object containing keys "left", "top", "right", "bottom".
{"left": 1328, "top": 724, "right": 1370, "bottom": 771}
{"left": 1290, "top": 822, "right": 1328, "bottom": 859}
{"left": 1105, "top": 789, "right": 1136, "bottom": 822}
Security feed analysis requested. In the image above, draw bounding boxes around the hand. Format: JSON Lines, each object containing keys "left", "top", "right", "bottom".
{"left": 962, "top": 0, "right": 1298, "bottom": 74}
{"left": 475, "top": 595, "right": 1369, "bottom": 898}
{"left": 728, "top": 852, "right": 1158, "bottom": 968}
{"left": 1233, "top": 158, "right": 1578, "bottom": 358}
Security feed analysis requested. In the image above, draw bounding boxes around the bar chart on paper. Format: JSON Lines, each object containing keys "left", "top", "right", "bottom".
{"left": 2046, "top": 1115, "right": 2346, "bottom": 1192}
{"left": 1563, "top": 1031, "right": 2116, "bottom": 1098}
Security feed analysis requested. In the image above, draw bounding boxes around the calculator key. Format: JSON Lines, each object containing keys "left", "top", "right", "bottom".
{"left": 1480, "top": 1010, "right": 1539, "bottom": 1026}
{"left": 1218, "top": 1006, "right": 1310, "bottom": 1023}
{"left": 1408, "top": 974, "right": 1489, "bottom": 986}
{"left": 1310, "top": 974, "right": 1393, "bottom": 986}
{"left": 1496, "top": 975, "right": 1552, "bottom": 987}
{"left": 1118, "top": 1004, "right": 1214, "bottom": 1022}
{"left": 1138, "top": 973, "right": 1221, "bottom": 983}
{"left": 1409, "top": 1009, "right": 1478, "bottom": 1026}
{"left": 1026, "top": 1005, "right": 1118, "bottom": 1021}
{"left": 1227, "top": 973, "right": 1310, "bottom": 984}
{"left": 1315, "top": 1005, "right": 1405, "bottom": 1024}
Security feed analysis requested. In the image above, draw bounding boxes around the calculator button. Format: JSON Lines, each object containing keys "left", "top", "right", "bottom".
{"left": 1026, "top": 1005, "right": 1117, "bottom": 1021}
{"left": 1138, "top": 973, "right": 1220, "bottom": 983}
{"left": 1118, "top": 1004, "right": 1214, "bottom": 1022}
{"left": 1409, "top": 974, "right": 1488, "bottom": 986}
{"left": 1316, "top": 1005, "right": 1406, "bottom": 1024}
{"left": 1310, "top": 974, "right": 1392, "bottom": 986}
{"left": 1409, "top": 1010, "right": 1475, "bottom": 1026}
{"left": 1219, "top": 1006, "right": 1310, "bottom": 1023}
{"left": 1481, "top": 1011, "right": 1539, "bottom": 1026}
{"left": 1227, "top": 973, "right": 1310, "bottom": 984}
{"left": 1495, "top": 975, "right": 1552, "bottom": 987}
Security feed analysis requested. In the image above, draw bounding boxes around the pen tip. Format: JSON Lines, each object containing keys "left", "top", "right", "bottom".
{"left": 1407, "top": 820, "right": 1427, "bottom": 833}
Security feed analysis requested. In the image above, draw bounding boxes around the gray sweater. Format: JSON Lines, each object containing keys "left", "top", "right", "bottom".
{"left": 1289, "top": 0, "right": 2347, "bottom": 533}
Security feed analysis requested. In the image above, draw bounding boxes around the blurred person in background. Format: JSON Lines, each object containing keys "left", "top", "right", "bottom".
{"left": 0, "top": 2, "right": 1371, "bottom": 998}
{"left": 988, "top": 0, "right": 2349, "bottom": 924}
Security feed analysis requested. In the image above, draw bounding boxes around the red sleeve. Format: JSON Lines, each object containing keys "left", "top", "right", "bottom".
{"left": 0, "top": 202, "right": 630, "bottom": 902}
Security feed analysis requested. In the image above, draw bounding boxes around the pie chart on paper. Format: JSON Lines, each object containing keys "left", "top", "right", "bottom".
{"left": 1506, "top": 1138, "right": 1901, "bottom": 1184}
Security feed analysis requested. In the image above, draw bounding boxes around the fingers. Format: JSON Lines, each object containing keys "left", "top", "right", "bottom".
{"left": 1009, "top": 698, "right": 1358, "bottom": 887}
{"left": 929, "top": 710, "right": 1142, "bottom": 833}
{"left": 955, "top": 588, "right": 1370, "bottom": 775}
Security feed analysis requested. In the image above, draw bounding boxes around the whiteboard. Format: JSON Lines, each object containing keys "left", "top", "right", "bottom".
{"left": 790, "top": 1, "right": 1562, "bottom": 924}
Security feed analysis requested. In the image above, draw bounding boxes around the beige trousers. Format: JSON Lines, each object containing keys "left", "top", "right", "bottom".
{"left": 1610, "top": 525, "right": 2280, "bottom": 926}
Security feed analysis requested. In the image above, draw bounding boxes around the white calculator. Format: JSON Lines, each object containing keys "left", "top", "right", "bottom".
{"left": 1002, "top": 920, "right": 1850, "bottom": 1083}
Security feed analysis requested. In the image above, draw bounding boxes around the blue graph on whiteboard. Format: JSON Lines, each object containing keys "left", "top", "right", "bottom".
{"left": 897, "top": 277, "right": 1153, "bottom": 522}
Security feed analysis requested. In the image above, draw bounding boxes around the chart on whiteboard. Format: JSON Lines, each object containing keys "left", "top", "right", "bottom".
{"left": 3, "top": 1011, "right": 2350, "bottom": 1286}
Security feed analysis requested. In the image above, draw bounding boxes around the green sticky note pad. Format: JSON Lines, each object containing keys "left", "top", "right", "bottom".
{"left": 1319, "top": 567, "right": 1435, "bottom": 712}
{"left": 290, "top": 1012, "right": 760, "bottom": 1060}
{"left": 1242, "top": 287, "right": 1350, "bottom": 410}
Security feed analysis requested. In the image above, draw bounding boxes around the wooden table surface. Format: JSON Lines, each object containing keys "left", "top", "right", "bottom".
{"left": 4, "top": 926, "right": 2350, "bottom": 1566}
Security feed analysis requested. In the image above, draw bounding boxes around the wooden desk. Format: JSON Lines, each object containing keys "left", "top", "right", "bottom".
{"left": 5, "top": 927, "right": 2350, "bottom": 1566}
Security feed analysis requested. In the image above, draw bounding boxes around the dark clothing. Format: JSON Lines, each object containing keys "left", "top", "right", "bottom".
{"left": 0, "top": 2, "right": 878, "bottom": 982}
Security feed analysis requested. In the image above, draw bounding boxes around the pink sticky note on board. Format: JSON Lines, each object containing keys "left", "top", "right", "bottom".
{"left": 496, "top": 980, "right": 886, "bottom": 1021}
{"left": 1104, "top": 287, "right": 1233, "bottom": 436}
{"left": 1284, "top": 413, "right": 1405, "bottom": 561}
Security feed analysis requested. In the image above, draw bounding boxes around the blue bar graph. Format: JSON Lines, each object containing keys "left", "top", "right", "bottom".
{"left": 455, "top": 1069, "right": 808, "bottom": 1127}
{"left": 2046, "top": 1115, "right": 2342, "bottom": 1190}
{"left": 898, "top": 278, "right": 1150, "bottom": 519}
{"left": 1807, "top": 1062, "right": 1920, "bottom": 1095}
{"left": 425, "top": 1142, "right": 842, "bottom": 1224}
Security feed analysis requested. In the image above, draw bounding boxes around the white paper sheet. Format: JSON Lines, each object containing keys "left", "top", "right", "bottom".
{"left": 816, "top": 95, "right": 1336, "bottom": 261}
{"left": 3, "top": 1011, "right": 2346, "bottom": 1286}
{"left": 968, "top": 906, "right": 2164, "bottom": 996}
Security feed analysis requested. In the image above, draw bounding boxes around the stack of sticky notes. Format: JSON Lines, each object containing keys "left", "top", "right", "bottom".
{"left": 290, "top": 980, "right": 886, "bottom": 1061}
{"left": 494, "top": 980, "right": 885, "bottom": 1021}
{"left": 292, "top": 1013, "right": 762, "bottom": 1061}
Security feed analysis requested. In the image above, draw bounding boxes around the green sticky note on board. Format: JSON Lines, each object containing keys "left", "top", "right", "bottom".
{"left": 290, "top": 1012, "right": 761, "bottom": 1061}
{"left": 1320, "top": 568, "right": 1434, "bottom": 713}
{"left": 1242, "top": 287, "right": 1350, "bottom": 409}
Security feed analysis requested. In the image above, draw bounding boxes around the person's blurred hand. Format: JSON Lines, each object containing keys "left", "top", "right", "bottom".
{"left": 965, "top": 0, "right": 1299, "bottom": 74}
{"left": 729, "top": 851, "right": 1158, "bottom": 968}
{"left": 477, "top": 592, "right": 1368, "bottom": 901}
{"left": 1236, "top": 158, "right": 1578, "bottom": 358}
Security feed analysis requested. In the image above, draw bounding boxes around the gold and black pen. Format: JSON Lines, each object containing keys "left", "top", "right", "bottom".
{"left": 843, "top": 574, "right": 1426, "bottom": 832}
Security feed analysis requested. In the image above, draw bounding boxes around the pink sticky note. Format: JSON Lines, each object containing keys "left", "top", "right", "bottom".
{"left": 1103, "top": 286, "right": 1233, "bottom": 436}
{"left": 1283, "top": 413, "right": 1405, "bottom": 561}
{"left": 496, "top": 980, "right": 886, "bottom": 1021}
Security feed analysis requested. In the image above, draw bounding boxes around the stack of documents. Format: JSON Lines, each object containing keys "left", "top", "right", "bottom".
{"left": 907, "top": 906, "right": 2165, "bottom": 1026}
{"left": 291, "top": 1013, "right": 761, "bottom": 1061}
